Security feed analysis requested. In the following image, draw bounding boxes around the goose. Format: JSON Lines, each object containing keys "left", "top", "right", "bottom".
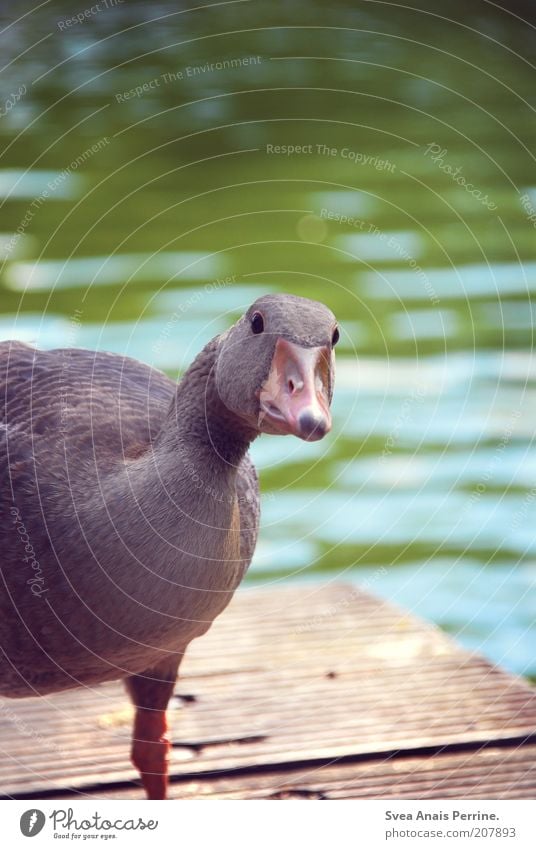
{"left": 0, "top": 293, "right": 338, "bottom": 798}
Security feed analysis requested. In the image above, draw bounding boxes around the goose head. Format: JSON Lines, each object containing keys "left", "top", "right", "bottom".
{"left": 215, "top": 294, "right": 338, "bottom": 442}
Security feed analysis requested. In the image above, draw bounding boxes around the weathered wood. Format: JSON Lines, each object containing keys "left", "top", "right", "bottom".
{"left": 1, "top": 584, "right": 535, "bottom": 799}
{"left": 38, "top": 743, "right": 536, "bottom": 800}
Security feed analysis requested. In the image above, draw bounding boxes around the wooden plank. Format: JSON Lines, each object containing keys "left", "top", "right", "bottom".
{"left": 38, "top": 744, "right": 536, "bottom": 800}
{"left": 0, "top": 584, "right": 535, "bottom": 797}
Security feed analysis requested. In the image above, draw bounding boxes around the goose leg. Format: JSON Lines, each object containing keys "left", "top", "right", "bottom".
{"left": 125, "top": 654, "right": 183, "bottom": 799}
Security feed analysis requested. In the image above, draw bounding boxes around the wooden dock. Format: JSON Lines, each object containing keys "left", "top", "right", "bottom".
{"left": 1, "top": 584, "right": 535, "bottom": 799}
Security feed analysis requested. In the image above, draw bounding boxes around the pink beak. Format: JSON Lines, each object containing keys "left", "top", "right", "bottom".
{"left": 258, "top": 338, "right": 333, "bottom": 441}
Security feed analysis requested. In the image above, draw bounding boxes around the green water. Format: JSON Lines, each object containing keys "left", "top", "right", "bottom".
{"left": 0, "top": 0, "right": 535, "bottom": 677}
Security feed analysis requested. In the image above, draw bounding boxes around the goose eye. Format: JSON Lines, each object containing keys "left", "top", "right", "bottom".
{"left": 331, "top": 326, "right": 340, "bottom": 346}
{"left": 251, "top": 312, "right": 265, "bottom": 334}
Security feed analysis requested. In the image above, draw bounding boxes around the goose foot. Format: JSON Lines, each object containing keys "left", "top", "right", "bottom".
{"left": 125, "top": 655, "right": 184, "bottom": 799}
{"left": 131, "top": 707, "right": 170, "bottom": 799}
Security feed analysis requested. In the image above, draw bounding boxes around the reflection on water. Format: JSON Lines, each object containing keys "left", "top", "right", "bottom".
{"left": 5, "top": 251, "right": 226, "bottom": 289}
{"left": 0, "top": 0, "right": 535, "bottom": 677}
{"left": 363, "top": 262, "right": 536, "bottom": 299}
{"left": 0, "top": 169, "right": 81, "bottom": 199}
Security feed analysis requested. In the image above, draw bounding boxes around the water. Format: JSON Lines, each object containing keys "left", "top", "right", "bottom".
{"left": 0, "top": 0, "right": 535, "bottom": 678}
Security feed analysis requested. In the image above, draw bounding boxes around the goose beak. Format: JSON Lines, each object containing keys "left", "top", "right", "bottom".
{"left": 258, "top": 338, "right": 332, "bottom": 441}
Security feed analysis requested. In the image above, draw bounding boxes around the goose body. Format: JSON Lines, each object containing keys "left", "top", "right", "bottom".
{"left": 0, "top": 340, "right": 259, "bottom": 697}
{"left": 0, "top": 294, "right": 337, "bottom": 797}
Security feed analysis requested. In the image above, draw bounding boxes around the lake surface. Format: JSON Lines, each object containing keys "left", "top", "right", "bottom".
{"left": 0, "top": 0, "right": 535, "bottom": 678}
